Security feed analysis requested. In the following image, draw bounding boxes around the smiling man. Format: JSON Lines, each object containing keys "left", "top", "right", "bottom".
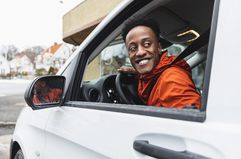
{"left": 120, "top": 18, "right": 200, "bottom": 109}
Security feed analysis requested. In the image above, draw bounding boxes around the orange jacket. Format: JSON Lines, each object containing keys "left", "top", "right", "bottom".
{"left": 138, "top": 52, "right": 200, "bottom": 109}
{"left": 33, "top": 88, "right": 62, "bottom": 104}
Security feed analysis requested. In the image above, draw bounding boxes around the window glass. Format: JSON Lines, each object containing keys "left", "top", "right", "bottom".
{"left": 100, "top": 43, "right": 129, "bottom": 76}
{"left": 83, "top": 40, "right": 130, "bottom": 81}
{"left": 192, "top": 62, "right": 205, "bottom": 93}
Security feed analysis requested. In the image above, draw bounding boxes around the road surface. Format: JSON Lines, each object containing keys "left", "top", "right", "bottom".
{"left": 0, "top": 79, "right": 31, "bottom": 159}
{"left": 0, "top": 80, "right": 31, "bottom": 134}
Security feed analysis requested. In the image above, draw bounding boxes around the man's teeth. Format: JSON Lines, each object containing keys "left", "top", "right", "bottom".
{"left": 138, "top": 59, "right": 149, "bottom": 65}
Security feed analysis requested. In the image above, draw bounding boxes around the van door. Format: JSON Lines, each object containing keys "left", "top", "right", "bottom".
{"left": 43, "top": 0, "right": 241, "bottom": 158}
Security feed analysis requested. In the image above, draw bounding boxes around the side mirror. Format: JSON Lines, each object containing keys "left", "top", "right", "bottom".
{"left": 24, "top": 76, "right": 66, "bottom": 110}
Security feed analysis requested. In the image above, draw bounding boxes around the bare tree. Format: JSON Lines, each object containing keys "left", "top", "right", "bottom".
{"left": 0, "top": 45, "right": 18, "bottom": 61}
{"left": 31, "top": 46, "right": 45, "bottom": 55}
{"left": 7, "top": 45, "right": 18, "bottom": 60}
{"left": 20, "top": 46, "right": 45, "bottom": 69}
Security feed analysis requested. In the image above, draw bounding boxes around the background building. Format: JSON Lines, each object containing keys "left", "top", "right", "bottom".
{"left": 63, "top": 0, "right": 122, "bottom": 45}
{"left": 62, "top": 0, "right": 122, "bottom": 79}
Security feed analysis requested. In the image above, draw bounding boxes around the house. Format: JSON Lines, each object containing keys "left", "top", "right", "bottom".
{"left": 10, "top": 54, "right": 34, "bottom": 76}
{"left": 50, "top": 43, "right": 73, "bottom": 69}
{"left": 35, "top": 42, "right": 61, "bottom": 71}
{"left": 35, "top": 42, "right": 73, "bottom": 72}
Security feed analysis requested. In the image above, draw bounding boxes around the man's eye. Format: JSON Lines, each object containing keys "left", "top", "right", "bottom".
{"left": 144, "top": 42, "right": 151, "bottom": 47}
{"left": 129, "top": 46, "right": 136, "bottom": 52}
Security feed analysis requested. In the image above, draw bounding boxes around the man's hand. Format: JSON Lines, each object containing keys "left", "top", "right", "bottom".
{"left": 117, "top": 66, "right": 138, "bottom": 74}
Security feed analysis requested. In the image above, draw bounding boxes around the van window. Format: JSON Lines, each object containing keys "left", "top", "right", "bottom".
{"left": 74, "top": 0, "right": 216, "bottom": 121}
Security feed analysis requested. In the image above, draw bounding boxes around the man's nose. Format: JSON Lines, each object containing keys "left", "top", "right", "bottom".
{"left": 136, "top": 46, "right": 146, "bottom": 57}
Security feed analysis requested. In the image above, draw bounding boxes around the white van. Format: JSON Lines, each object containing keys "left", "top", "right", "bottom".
{"left": 10, "top": 0, "right": 241, "bottom": 159}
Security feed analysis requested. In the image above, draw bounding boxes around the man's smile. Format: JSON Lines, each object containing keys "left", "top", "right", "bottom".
{"left": 135, "top": 58, "right": 151, "bottom": 65}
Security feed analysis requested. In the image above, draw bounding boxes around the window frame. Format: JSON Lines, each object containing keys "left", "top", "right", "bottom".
{"left": 64, "top": 0, "right": 220, "bottom": 122}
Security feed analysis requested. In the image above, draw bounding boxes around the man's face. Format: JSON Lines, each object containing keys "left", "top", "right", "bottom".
{"left": 34, "top": 80, "right": 48, "bottom": 95}
{"left": 125, "top": 26, "right": 161, "bottom": 74}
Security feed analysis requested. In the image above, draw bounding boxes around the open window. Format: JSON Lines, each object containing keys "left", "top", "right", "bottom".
{"left": 71, "top": 0, "right": 217, "bottom": 121}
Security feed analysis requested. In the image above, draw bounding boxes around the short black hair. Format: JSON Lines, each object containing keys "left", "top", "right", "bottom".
{"left": 121, "top": 18, "right": 172, "bottom": 48}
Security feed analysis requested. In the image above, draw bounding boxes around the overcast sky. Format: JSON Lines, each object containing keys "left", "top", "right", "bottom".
{"left": 0, "top": 0, "right": 83, "bottom": 50}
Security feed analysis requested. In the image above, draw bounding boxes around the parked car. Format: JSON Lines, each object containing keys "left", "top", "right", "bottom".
{"left": 10, "top": 0, "right": 241, "bottom": 158}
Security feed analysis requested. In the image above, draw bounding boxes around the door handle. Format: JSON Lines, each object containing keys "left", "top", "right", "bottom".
{"left": 133, "top": 140, "right": 209, "bottom": 159}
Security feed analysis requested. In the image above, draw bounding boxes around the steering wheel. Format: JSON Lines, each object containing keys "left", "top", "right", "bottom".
{"left": 115, "top": 73, "right": 143, "bottom": 105}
